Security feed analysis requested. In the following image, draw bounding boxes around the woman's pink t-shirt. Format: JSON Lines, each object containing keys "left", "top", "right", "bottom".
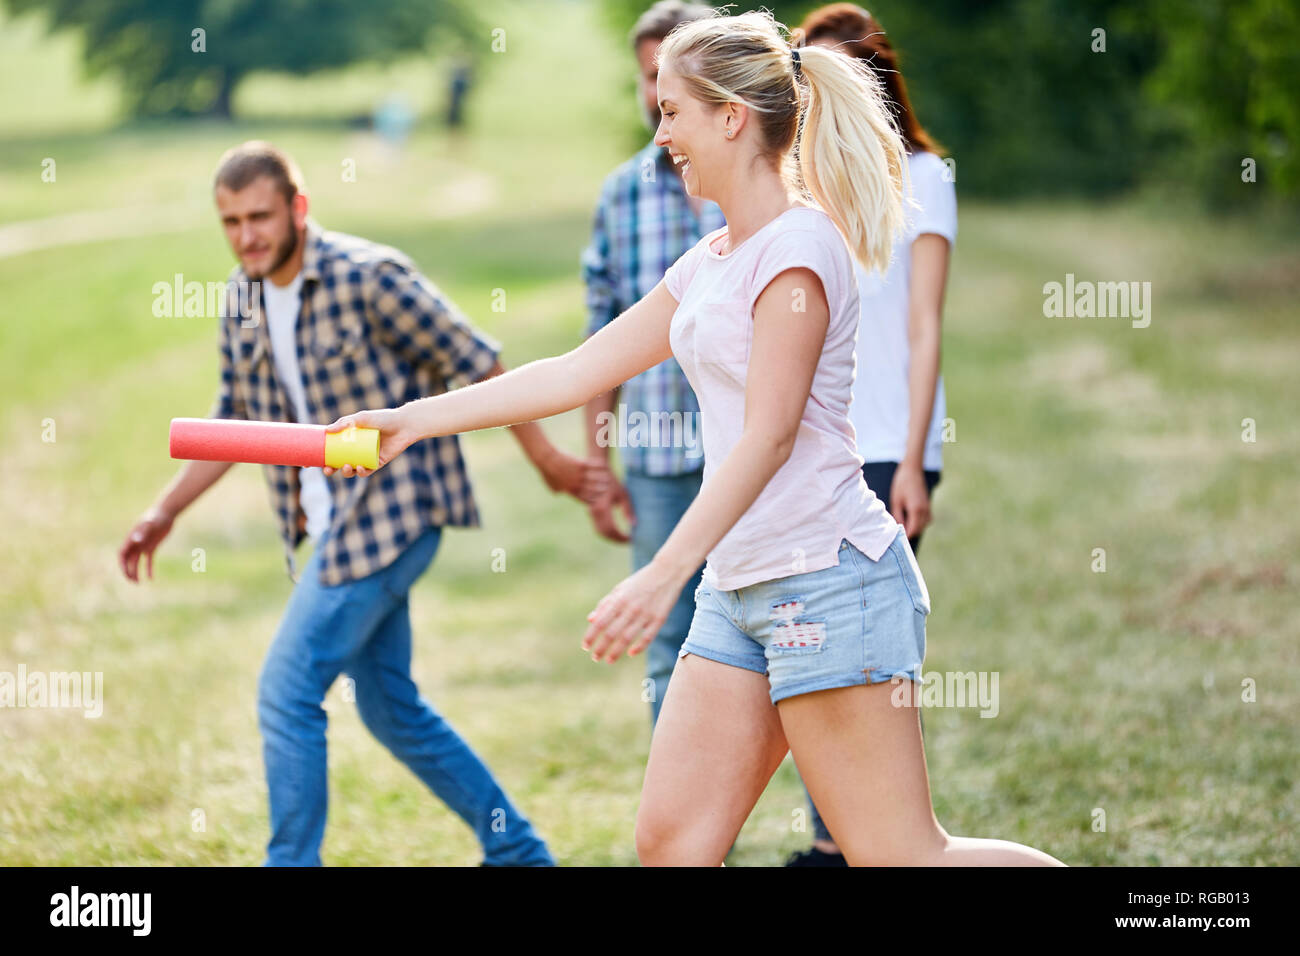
{"left": 664, "top": 204, "right": 901, "bottom": 591}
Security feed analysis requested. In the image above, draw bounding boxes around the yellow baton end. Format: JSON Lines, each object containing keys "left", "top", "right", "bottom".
{"left": 324, "top": 426, "right": 380, "bottom": 470}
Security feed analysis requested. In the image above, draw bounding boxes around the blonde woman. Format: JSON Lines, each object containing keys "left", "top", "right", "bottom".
{"left": 323, "top": 11, "right": 1063, "bottom": 867}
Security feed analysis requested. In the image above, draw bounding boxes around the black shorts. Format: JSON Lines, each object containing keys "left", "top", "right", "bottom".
{"left": 860, "top": 460, "right": 941, "bottom": 555}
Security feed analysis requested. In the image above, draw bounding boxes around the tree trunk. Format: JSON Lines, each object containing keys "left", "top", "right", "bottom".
{"left": 211, "top": 71, "right": 235, "bottom": 119}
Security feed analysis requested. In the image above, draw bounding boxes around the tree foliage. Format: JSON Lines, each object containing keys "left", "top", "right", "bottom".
{"left": 8, "top": 0, "right": 479, "bottom": 117}
{"left": 601, "top": 0, "right": 1299, "bottom": 204}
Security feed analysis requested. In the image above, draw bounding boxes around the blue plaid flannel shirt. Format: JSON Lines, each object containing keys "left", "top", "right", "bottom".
{"left": 581, "top": 141, "right": 725, "bottom": 476}
{"left": 213, "top": 219, "right": 500, "bottom": 586}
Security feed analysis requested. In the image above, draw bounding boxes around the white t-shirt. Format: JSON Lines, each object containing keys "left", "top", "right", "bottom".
{"left": 664, "top": 205, "right": 900, "bottom": 591}
{"left": 263, "top": 272, "right": 334, "bottom": 542}
{"left": 850, "top": 150, "right": 956, "bottom": 472}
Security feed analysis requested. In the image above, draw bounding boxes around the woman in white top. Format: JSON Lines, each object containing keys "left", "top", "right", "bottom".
{"left": 787, "top": 1, "right": 957, "bottom": 868}
{"left": 323, "top": 11, "right": 1061, "bottom": 866}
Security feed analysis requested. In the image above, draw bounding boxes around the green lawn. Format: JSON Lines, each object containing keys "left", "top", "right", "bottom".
{"left": 1, "top": 0, "right": 1296, "bottom": 866}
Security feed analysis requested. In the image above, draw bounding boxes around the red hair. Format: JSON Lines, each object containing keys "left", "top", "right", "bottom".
{"left": 793, "top": 3, "right": 942, "bottom": 155}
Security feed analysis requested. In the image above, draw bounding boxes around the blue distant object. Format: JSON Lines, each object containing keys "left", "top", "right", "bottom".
{"left": 447, "top": 63, "right": 472, "bottom": 128}
{"left": 374, "top": 93, "right": 415, "bottom": 145}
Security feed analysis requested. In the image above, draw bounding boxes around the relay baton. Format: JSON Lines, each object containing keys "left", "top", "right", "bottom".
{"left": 169, "top": 418, "right": 380, "bottom": 470}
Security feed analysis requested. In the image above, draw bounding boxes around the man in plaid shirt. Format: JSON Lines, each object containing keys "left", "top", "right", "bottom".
{"left": 581, "top": 1, "right": 724, "bottom": 727}
{"left": 119, "top": 142, "right": 584, "bottom": 866}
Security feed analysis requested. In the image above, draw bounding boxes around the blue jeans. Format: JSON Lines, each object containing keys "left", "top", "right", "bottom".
{"left": 257, "top": 526, "right": 553, "bottom": 866}
{"left": 625, "top": 468, "right": 705, "bottom": 727}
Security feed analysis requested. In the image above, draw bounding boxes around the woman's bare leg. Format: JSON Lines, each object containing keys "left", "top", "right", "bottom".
{"left": 636, "top": 653, "right": 790, "bottom": 866}
{"left": 778, "top": 682, "right": 1065, "bottom": 866}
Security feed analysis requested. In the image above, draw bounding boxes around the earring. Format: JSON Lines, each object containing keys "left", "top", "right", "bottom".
{"left": 726, "top": 129, "right": 734, "bottom": 138}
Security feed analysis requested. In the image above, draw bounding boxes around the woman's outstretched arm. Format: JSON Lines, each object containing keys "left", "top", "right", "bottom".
{"left": 322, "top": 281, "right": 678, "bottom": 476}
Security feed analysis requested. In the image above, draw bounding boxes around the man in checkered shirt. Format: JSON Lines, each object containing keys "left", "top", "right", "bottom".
{"left": 119, "top": 142, "right": 584, "bottom": 866}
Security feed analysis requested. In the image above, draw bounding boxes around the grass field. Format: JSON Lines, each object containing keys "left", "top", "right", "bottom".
{"left": 1, "top": 0, "right": 1296, "bottom": 866}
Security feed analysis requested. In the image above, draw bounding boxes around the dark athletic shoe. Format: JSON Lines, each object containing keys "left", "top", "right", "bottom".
{"left": 783, "top": 847, "right": 849, "bottom": 867}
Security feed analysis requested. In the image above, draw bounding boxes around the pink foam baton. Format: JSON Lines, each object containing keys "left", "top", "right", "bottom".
{"left": 169, "top": 418, "right": 380, "bottom": 470}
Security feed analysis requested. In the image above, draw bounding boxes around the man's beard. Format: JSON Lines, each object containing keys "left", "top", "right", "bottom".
{"left": 248, "top": 224, "right": 299, "bottom": 280}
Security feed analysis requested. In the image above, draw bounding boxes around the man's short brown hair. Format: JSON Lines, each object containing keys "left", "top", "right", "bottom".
{"left": 213, "top": 141, "right": 305, "bottom": 205}
{"left": 630, "top": 0, "right": 717, "bottom": 49}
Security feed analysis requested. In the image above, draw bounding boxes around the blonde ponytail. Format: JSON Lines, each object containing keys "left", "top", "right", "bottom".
{"left": 658, "top": 9, "right": 907, "bottom": 273}
{"left": 794, "top": 44, "right": 908, "bottom": 273}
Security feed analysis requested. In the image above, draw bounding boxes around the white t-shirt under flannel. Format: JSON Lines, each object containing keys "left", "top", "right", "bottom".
{"left": 263, "top": 271, "right": 333, "bottom": 542}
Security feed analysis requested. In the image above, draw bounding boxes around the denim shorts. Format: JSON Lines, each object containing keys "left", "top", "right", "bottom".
{"left": 678, "top": 530, "right": 930, "bottom": 705}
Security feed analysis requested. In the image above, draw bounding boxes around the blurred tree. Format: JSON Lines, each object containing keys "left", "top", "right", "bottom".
{"left": 6, "top": 0, "right": 480, "bottom": 117}
{"left": 601, "top": 0, "right": 1161, "bottom": 197}
{"left": 1142, "top": 0, "right": 1300, "bottom": 202}
{"left": 600, "top": 0, "right": 1298, "bottom": 205}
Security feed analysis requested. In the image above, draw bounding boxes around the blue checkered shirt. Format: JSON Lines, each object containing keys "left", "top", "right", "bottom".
{"left": 581, "top": 141, "right": 726, "bottom": 476}
{"left": 212, "top": 219, "right": 500, "bottom": 586}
